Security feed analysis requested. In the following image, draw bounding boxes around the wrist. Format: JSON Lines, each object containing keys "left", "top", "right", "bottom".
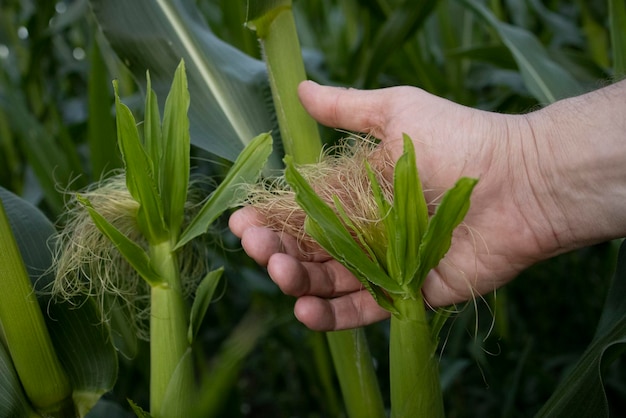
{"left": 523, "top": 81, "right": 626, "bottom": 251}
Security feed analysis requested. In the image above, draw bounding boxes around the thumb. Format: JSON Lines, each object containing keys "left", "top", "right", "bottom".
{"left": 298, "top": 81, "right": 392, "bottom": 136}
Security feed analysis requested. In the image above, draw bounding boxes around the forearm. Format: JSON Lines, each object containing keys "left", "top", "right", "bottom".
{"left": 526, "top": 80, "right": 626, "bottom": 250}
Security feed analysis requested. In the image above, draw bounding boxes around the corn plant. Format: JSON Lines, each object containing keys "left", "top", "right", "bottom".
{"left": 49, "top": 60, "right": 272, "bottom": 417}
{"left": 282, "top": 135, "right": 477, "bottom": 417}
{"left": 87, "top": 0, "right": 626, "bottom": 415}
{"left": 3, "top": 0, "right": 626, "bottom": 416}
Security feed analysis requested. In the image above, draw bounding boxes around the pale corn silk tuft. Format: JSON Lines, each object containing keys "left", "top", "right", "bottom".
{"left": 247, "top": 135, "right": 400, "bottom": 257}
{"left": 49, "top": 172, "right": 211, "bottom": 341}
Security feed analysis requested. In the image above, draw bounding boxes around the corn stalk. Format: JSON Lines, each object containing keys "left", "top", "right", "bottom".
{"left": 245, "top": 2, "right": 387, "bottom": 417}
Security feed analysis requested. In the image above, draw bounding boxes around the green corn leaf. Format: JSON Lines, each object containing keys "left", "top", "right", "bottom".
{"left": 0, "top": 340, "right": 34, "bottom": 418}
{"left": 176, "top": 132, "right": 273, "bottom": 250}
{"left": 331, "top": 195, "right": 382, "bottom": 270}
{"left": 160, "top": 348, "right": 194, "bottom": 418}
{"left": 365, "top": 161, "right": 400, "bottom": 282}
{"left": 461, "top": 0, "right": 583, "bottom": 103}
{"left": 365, "top": 161, "right": 393, "bottom": 231}
{"left": 0, "top": 194, "right": 73, "bottom": 412}
{"left": 192, "top": 304, "right": 271, "bottom": 417}
{"left": 305, "top": 217, "right": 398, "bottom": 314}
{"left": 113, "top": 81, "right": 167, "bottom": 244}
{"left": 284, "top": 156, "right": 403, "bottom": 297}
{"left": 160, "top": 60, "right": 191, "bottom": 240}
{"left": 609, "top": 0, "right": 626, "bottom": 77}
{"left": 245, "top": 0, "right": 292, "bottom": 36}
{"left": 128, "top": 399, "right": 153, "bottom": 418}
{"left": 357, "top": 0, "right": 438, "bottom": 88}
{"left": 90, "top": 0, "right": 279, "bottom": 167}
{"left": 88, "top": 36, "right": 122, "bottom": 180}
{"left": 412, "top": 177, "right": 478, "bottom": 290}
{"left": 393, "top": 135, "right": 429, "bottom": 287}
{"left": 188, "top": 267, "right": 224, "bottom": 344}
{"left": 45, "top": 298, "right": 119, "bottom": 417}
{"left": 77, "top": 195, "right": 163, "bottom": 287}
{"left": 144, "top": 72, "right": 163, "bottom": 188}
{"left": 535, "top": 241, "right": 626, "bottom": 418}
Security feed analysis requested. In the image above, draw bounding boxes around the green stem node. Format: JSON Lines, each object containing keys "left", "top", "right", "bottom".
{"left": 258, "top": 6, "right": 322, "bottom": 163}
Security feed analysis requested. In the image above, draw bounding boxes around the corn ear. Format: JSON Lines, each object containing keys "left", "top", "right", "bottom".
{"left": 284, "top": 134, "right": 478, "bottom": 418}
{"left": 0, "top": 197, "right": 73, "bottom": 414}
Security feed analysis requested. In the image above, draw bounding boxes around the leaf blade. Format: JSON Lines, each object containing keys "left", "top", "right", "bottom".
{"left": 90, "top": 0, "right": 278, "bottom": 165}
{"left": 413, "top": 177, "right": 477, "bottom": 289}
{"left": 176, "top": 132, "right": 273, "bottom": 249}
{"left": 113, "top": 81, "right": 167, "bottom": 243}
{"left": 160, "top": 60, "right": 190, "bottom": 239}
{"left": 462, "top": 0, "right": 583, "bottom": 103}
{"left": 393, "top": 134, "right": 429, "bottom": 287}
{"left": 77, "top": 195, "right": 162, "bottom": 286}
{"left": 188, "top": 268, "right": 224, "bottom": 344}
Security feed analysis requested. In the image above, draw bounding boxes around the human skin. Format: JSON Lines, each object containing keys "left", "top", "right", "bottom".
{"left": 229, "top": 79, "right": 626, "bottom": 331}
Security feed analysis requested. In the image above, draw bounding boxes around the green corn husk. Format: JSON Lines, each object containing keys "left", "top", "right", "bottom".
{"left": 280, "top": 135, "right": 477, "bottom": 417}
{"left": 0, "top": 198, "right": 73, "bottom": 415}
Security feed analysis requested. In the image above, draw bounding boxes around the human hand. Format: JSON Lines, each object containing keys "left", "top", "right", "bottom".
{"left": 230, "top": 80, "right": 618, "bottom": 331}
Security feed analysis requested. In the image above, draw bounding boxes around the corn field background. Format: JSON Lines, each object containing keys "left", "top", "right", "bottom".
{"left": 1, "top": 0, "right": 625, "bottom": 417}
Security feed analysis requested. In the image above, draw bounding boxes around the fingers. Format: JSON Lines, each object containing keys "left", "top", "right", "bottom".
{"left": 267, "top": 253, "right": 364, "bottom": 298}
{"left": 229, "top": 207, "right": 276, "bottom": 266}
{"left": 268, "top": 253, "right": 390, "bottom": 330}
{"left": 229, "top": 209, "right": 391, "bottom": 330}
{"left": 228, "top": 206, "right": 264, "bottom": 237}
{"left": 298, "top": 80, "right": 392, "bottom": 135}
{"left": 294, "top": 293, "right": 390, "bottom": 331}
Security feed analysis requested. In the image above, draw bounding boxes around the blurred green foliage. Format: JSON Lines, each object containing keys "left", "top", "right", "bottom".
{"left": 0, "top": 0, "right": 624, "bottom": 416}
